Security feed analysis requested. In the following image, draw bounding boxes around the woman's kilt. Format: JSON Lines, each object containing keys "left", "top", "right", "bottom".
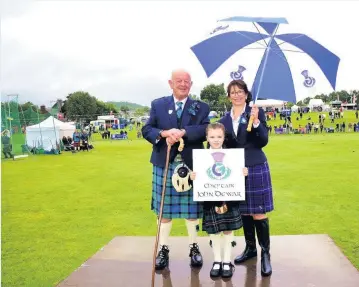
{"left": 202, "top": 203, "right": 243, "bottom": 234}
{"left": 151, "top": 163, "right": 203, "bottom": 219}
{"left": 239, "top": 161, "right": 274, "bottom": 214}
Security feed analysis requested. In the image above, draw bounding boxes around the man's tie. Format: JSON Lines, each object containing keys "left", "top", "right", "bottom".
{"left": 176, "top": 102, "right": 183, "bottom": 119}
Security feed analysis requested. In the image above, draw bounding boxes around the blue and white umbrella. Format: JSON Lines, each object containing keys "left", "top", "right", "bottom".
{"left": 190, "top": 16, "right": 340, "bottom": 103}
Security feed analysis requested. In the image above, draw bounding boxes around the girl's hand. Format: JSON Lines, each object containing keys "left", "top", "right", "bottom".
{"left": 190, "top": 172, "right": 196, "bottom": 180}
{"left": 242, "top": 167, "right": 248, "bottom": 177}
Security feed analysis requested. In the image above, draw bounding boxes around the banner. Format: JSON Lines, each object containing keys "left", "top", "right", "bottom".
{"left": 192, "top": 149, "right": 245, "bottom": 201}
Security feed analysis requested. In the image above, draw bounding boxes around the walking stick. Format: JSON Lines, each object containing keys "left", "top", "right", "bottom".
{"left": 151, "top": 138, "right": 184, "bottom": 287}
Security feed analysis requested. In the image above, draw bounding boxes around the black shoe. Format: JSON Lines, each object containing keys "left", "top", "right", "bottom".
{"left": 234, "top": 215, "right": 257, "bottom": 264}
{"left": 254, "top": 218, "right": 272, "bottom": 276}
{"left": 155, "top": 245, "right": 170, "bottom": 270}
{"left": 209, "top": 261, "right": 222, "bottom": 277}
{"left": 221, "top": 262, "right": 235, "bottom": 278}
{"left": 189, "top": 243, "right": 203, "bottom": 268}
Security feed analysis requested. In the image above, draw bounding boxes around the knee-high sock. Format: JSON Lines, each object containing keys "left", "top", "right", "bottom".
{"left": 223, "top": 231, "right": 234, "bottom": 263}
{"left": 159, "top": 220, "right": 172, "bottom": 247}
{"left": 209, "top": 233, "right": 222, "bottom": 266}
{"left": 185, "top": 219, "right": 199, "bottom": 244}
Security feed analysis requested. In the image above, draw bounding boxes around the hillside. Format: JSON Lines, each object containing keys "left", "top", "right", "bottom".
{"left": 107, "top": 101, "right": 148, "bottom": 110}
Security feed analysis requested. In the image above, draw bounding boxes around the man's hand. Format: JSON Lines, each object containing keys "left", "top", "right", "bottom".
{"left": 166, "top": 137, "right": 176, "bottom": 146}
{"left": 161, "top": 128, "right": 186, "bottom": 143}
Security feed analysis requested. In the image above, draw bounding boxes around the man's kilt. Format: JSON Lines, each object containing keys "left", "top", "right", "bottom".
{"left": 151, "top": 163, "right": 203, "bottom": 219}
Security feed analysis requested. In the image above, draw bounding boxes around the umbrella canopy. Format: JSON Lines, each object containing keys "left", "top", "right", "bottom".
{"left": 191, "top": 16, "right": 340, "bottom": 103}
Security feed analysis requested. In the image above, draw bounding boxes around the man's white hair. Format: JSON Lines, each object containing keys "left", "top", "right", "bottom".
{"left": 171, "top": 69, "right": 191, "bottom": 80}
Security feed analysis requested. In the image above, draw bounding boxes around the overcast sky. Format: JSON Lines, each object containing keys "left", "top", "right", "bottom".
{"left": 1, "top": 0, "right": 358, "bottom": 106}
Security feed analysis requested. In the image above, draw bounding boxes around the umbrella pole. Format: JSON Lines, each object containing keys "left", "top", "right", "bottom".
{"left": 247, "top": 28, "right": 278, "bottom": 132}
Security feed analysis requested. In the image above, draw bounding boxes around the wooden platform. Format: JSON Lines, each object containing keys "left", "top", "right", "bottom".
{"left": 57, "top": 235, "right": 359, "bottom": 287}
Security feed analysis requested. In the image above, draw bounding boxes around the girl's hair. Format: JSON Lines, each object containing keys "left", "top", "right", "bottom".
{"left": 227, "top": 79, "right": 252, "bottom": 104}
{"left": 206, "top": 122, "right": 225, "bottom": 136}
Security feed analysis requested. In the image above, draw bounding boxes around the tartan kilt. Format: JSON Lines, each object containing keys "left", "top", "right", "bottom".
{"left": 202, "top": 204, "right": 243, "bottom": 234}
{"left": 151, "top": 163, "right": 203, "bottom": 219}
{"left": 239, "top": 162, "right": 274, "bottom": 214}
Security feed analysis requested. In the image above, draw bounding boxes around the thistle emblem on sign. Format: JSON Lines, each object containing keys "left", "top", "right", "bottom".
{"left": 207, "top": 152, "right": 231, "bottom": 180}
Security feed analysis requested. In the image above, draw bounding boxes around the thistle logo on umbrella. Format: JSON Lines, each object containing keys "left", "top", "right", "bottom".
{"left": 207, "top": 152, "right": 231, "bottom": 180}
{"left": 301, "top": 70, "right": 316, "bottom": 87}
{"left": 230, "top": 65, "right": 246, "bottom": 80}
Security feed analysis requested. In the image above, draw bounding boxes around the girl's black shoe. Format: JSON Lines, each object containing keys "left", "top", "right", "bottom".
{"left": 209, "top": 261, "right": 222, "bottom": 277}
{"left": 221, "top": 262, "right": 235, "bottom": 278}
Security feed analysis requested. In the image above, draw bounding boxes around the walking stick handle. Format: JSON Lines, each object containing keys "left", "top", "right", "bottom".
{"left": 178, "top": 138, "right": 184, "bottom": 151}
{"left": 247, "top": 115, "right": 254, "bottom": 132}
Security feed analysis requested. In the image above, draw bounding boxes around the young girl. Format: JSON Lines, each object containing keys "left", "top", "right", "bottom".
{"left": 191, "top": 122, "right": 248, "bottom": 278}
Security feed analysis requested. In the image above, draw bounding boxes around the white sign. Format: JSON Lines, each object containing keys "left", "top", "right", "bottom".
{"left": 192, "top": 149, "right": 246, "bottom": 202}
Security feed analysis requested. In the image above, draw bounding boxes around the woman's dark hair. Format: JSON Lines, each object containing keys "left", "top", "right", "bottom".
{"left": 226, "top": 79, "right": 252, "bottom": 104}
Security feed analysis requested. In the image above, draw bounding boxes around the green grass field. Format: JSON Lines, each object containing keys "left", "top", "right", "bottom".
{"left": 1, "top": 111, "right": 359, "bottom": 286}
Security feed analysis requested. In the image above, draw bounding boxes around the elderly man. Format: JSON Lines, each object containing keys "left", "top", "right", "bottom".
{"left": 142, "top": 69, "right": 210, "bottom": 270}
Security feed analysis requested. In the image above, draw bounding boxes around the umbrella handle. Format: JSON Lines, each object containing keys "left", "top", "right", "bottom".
{"left": 246, "top": 115, "right": 254, "bottom": 132}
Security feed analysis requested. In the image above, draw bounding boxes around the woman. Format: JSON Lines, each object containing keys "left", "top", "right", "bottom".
{"left": 219, "top": 79, "right": 274, "bottom": 277}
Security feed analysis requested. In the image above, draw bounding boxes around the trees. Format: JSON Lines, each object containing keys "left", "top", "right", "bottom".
{"left": 134, "top": 106, "right": 150, "bottom": 117}
{"left": 65, "top": 91, "right": 97, "bottom": 121}
{"left": 200, "top": 83, "right": 227, "bottom": 111}
{"left": 189, "top": 94, "right": 200, "bottom": 101}
{"left": 105, "top": 103, "right": 119, "bottom": 114}
{"left": 63, "top": 92, "right": 120, "bottom": 121}
{"left": 18, "top": 101, "right": 37, "bottom": 112}
{"left": 314, "top": 94, "right": 328, "bottom": 102}
{"left": 120, "top": 105, "right": 130, "bottom": 117}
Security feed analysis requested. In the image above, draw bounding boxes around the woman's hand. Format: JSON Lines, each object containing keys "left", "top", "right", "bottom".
{"left": 251, "top": 104, "right": 259, "bottom": 123}
{"left": 251, "top": 104, "right": 260, "bottom": 126}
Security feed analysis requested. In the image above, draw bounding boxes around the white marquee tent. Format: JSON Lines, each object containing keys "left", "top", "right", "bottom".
{"left": 26, "top": 116, "right": 75, "bottom": 151}
{"left": 308, "top": 99, "right": 325, "bottom": 109}
{"left": 291, "top": 105, "right": 300, "bottom": 112}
